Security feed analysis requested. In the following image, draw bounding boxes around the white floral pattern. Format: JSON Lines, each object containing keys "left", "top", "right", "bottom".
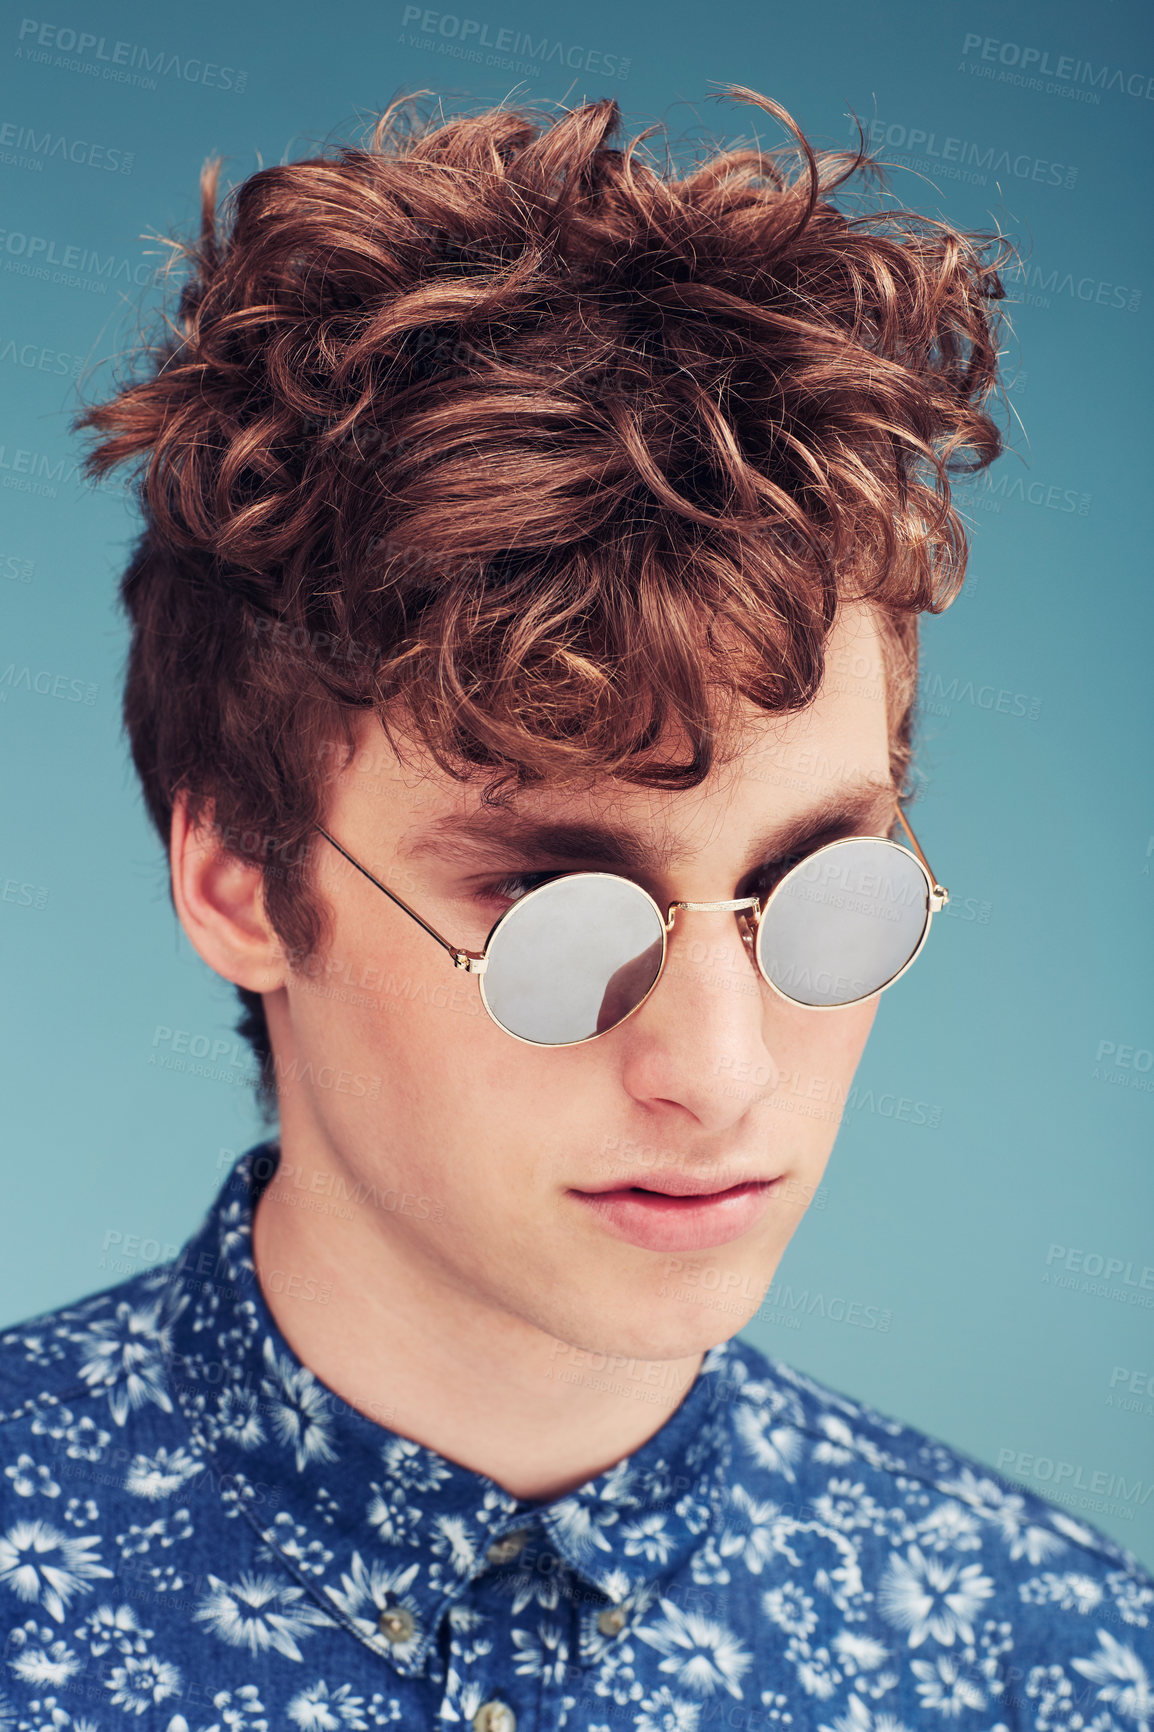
{"left": 0, "top": 1140, "right": 1151, "bottom": 1730}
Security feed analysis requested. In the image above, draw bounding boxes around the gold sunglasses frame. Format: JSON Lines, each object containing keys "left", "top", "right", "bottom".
{"left": 313, "top": 798, "right": 948, "bottom": 1048}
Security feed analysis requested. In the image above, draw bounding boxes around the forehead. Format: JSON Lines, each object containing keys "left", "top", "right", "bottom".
{"left": 338, "top": 601, "right": 893, "bottom": 854}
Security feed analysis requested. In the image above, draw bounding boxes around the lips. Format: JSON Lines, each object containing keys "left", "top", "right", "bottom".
{"left": 569, "top": 1177, "right": 780, "bottom": 1252}
{"left": 578, "top": 1170, "right": 780, "bottom": 1198}
{"left": 582, "top": 1181, "right": 768, "bottom": 1205}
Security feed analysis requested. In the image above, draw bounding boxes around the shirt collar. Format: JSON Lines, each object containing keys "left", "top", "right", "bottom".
{"left": 163, "top": 1140, "right": 740, "bottom": 1676}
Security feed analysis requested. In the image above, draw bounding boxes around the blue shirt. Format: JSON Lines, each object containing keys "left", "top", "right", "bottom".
{"left": 1, "top": 1140, "right": 1151, "bottom": 1731}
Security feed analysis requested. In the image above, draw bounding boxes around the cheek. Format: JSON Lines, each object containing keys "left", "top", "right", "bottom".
{"left": 284, "top": 935, "right": 540, "bottom": 1139}
{"left": 832, "top": 996, "right": 880, "bottom": 1065}
{"left": 772, "top": 995, "right": 878, "bottom": 1089}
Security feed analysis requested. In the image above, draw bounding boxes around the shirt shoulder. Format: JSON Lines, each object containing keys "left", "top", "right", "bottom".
{"left": 713, "top": 1333, "right": 1154, "bottom": 1667}
{"left": 0, "top": 1263, "right": 187, "bottom": 1457}
{"left": 0, "top": 1267, "right": 223, "bottom": 1621}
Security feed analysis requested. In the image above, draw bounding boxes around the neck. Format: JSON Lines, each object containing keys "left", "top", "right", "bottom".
{"left": 250, "top": 1129, "right": 705, "bottom": 1502}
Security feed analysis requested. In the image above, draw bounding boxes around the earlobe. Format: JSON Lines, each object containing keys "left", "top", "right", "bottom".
{"left": 169, "top": 790, "right": 286, "bottom": 992}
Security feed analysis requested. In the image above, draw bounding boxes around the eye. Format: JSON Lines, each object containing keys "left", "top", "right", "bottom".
{"left": 477, "top": 870, "right": 567, "bottom": 908}
{"left": 751, "top": 827, "right": 882, "bottom": 896}
{"left": 751, "top": 850, "right": 806, "bottom": 894}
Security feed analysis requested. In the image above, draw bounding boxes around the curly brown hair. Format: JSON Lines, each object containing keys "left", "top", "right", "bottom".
{"left": 72, "top": 85, "right": 1015, "bottom": 1119}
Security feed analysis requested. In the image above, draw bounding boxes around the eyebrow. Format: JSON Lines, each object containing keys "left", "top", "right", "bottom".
{"left": 400, "top": 774, "right": 899, "bottom": 880}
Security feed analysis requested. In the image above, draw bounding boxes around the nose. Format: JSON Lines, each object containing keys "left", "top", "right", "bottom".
{"left": 617, "top": 901, "right": 781, "bottom": 1131}
{"left": 665, "top": 896, "right": 761, "bottom": 978}
{"left": 662, "top": 900, "right": 765, "bottom": 1004}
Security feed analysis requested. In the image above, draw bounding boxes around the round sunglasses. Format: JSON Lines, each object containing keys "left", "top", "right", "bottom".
{"left": 313, "top": 800, "right": 948, "bottom": 1048}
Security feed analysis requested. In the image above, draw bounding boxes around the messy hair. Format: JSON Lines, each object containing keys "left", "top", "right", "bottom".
{"left": 73, "top": 85, "right": 1014, "bottom": 1119}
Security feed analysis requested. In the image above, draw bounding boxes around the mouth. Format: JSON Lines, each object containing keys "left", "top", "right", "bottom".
{"left": 568, "top": 1177, "right": 780, "bottom": 1252}
{"left": 584, "top": 1180, "right": 768, "bottom": 1202}
{"left": 576, "top": 1169, "right": 783, "bottom": 1200}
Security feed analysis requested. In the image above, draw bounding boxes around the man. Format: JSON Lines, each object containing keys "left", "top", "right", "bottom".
{"left": 2, "top": 85, "right": 1151, "bottom": 1731}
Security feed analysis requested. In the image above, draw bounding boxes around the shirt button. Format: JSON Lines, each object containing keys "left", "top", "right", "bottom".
{"left": 597, "top": 1604, "right": 628, "bottom": 1637}
{"left": 485, "top": 1528, "right": 530, "bottom": 1565}
{"left": 377, "top": 1604, "right": 416, "bottom": 1644}
{"left": 473, "top": 1704, "right": 516, "bottom": 1732}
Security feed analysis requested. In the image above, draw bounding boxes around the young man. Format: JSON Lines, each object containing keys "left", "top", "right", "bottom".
{"left": 1, "top": 86, "right": 1150, "bottom": 1731}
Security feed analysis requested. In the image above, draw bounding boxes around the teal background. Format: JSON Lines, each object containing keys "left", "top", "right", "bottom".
{"left": 2, "top": 0, "right": 1152, "bottom": 1564}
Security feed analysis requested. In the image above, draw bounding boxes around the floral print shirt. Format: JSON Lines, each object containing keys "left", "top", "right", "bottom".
{"left": 1, "top": 1139, "right": 1151, "bottom": 1732}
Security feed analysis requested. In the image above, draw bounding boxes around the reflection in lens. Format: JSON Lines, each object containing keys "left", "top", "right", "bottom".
{"left": 758, "top": 839, "right": 930, "bottom": 1007}
{"left": 480, "top": 874, "right": 666, "bottom": 1044}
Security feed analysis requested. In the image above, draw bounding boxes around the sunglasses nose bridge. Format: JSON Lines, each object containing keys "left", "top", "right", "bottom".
{"left": 662, "top": 898, "right": 763, "bottom": 974}
{"left": 664, "top": 895, "right": 762, "bottom": 933}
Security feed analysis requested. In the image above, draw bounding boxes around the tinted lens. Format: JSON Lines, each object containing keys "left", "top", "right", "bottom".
{"left": 480, "top": 874, "right": 666, "bottom": 1045}
{"left": 757, "top": 838, "right": 931, "bottom": 1007}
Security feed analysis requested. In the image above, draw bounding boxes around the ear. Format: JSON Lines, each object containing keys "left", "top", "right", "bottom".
{"left": 169, "top": 790, "right": 287, "bottom": 993}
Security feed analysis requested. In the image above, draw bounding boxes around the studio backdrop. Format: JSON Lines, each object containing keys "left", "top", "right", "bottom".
{"left": 2, "top": 0, "right": 1152, "bottom": 1567}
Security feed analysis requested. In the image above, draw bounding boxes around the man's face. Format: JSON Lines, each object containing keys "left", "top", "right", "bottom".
{"left": 264, "top": 601, "right": 898, "bottom": 1363}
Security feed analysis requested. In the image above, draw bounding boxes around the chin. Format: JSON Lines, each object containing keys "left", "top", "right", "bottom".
{"left": 656, "top": 1300, "right": 760, "bottom": 1352}
{"left": 586, "top": 1304, "right": 753, "bottom": 1366}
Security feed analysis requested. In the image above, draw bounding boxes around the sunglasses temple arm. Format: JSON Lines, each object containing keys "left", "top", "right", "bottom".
{"left": 891, "top": 801, "right": 949, "bottom": 909}
{"left": 313, "top": 827, "right": 480, "bottom": 968}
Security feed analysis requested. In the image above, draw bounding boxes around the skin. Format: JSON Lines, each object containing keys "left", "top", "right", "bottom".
{"left": 170, "top": 599, "right": 902, "bottom": 1500}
